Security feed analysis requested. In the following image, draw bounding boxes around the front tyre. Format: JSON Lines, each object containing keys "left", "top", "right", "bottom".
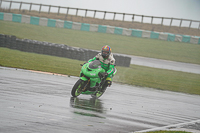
{"left": 71, "top": 79, "right": 86, "bottom": 97}
{"left": 91, "top": 84, "right": 107, "bottom": 98}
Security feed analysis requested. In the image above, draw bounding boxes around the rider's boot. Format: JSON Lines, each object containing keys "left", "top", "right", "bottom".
{"left": 106, "top": 80, "right": 112, "bottom": 87}
{"left": 100, "top": 80, "right": 112, "bottom": 92}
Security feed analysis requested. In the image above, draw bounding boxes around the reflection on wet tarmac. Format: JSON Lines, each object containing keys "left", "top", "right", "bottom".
{"left": 70, "top": 97, "right": 106, "bottom": 118}
{"left": 1, "top": 67, "right": 200, "bottom": 133}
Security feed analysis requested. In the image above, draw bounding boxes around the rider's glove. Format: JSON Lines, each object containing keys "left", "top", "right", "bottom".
{"left": 102, "top": 72, "right": 108, "bottom": 77}
{"left": 98, "top": 72, "right": 108, "bottom": 78}
{"left": 80, "top": 62, "right": 87, "bottom": 66}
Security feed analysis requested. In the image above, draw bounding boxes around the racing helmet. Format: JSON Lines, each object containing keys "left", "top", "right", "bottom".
{"left": 101, "top": 45, "right": 111, "bottom": 59}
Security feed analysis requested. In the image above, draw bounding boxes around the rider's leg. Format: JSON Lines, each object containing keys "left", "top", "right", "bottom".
{"left": 106, "top": 67, "right": 116, "bottom": 87}
{"left": 105, "top": 76, "right": 113, "bottom": 87}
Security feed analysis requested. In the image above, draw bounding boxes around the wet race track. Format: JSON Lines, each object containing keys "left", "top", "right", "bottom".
{"left": 1, "top": 67, "right": 200, "bottom": 133}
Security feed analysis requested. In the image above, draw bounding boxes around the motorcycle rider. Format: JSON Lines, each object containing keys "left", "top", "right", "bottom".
{"left": 88, "top": 45, "right": 116, "bottom": 90}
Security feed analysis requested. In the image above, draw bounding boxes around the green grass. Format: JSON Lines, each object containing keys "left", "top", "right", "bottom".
{"left": 0, "top": 20, "right": 200, "bottom": 64}
{"left": 0, "top": 48, "right": 81, "bottom": 76}
{"left": 116, "top": 65, "right": 200, "bottom": 95}
{"left": 1, "top": 48, "right": 200, "bottom": 95}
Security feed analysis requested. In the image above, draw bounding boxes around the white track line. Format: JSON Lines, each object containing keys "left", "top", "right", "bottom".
{"left": 133, "top": 119, "right": 200, "bottom": 133}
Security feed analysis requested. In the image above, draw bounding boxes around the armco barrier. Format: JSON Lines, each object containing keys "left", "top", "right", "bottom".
{"left": 106, "top": 26, "right": 115, "bottom": 34}
{"left": 0, "top": 12, "right": 200, "bottom": 44}
{"left": 167, "top": 34, "right": 175, "bottom": 41}
{"left": 12, "top": 14, "right": 22, "bottom": 23}
{"left": 0, "top": 34, "right": 131, "bottom": 67}
{"left": 81, "top": 23, "right": 90, "bottom": 31}
{"left": 150, "top": 32, "right": 160, "bottom": 39}
{"left": 98, "top": 25, "right": 107, "bottom": 33}
{"left": 0, "top": 12, "right": 4, "bottom": 20}
{"left": 114, "top": 27, "right": 123, "bottom": 35}
{"left": 64, "top": 21, "right": 73, "bottom": 29}
{"left": 21, "top": 15, "right": 30, "bottom": 24}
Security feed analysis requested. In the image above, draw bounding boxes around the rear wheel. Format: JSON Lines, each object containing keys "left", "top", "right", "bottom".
{"left": 71, "top": 79, "right": 86, "bottom": 97}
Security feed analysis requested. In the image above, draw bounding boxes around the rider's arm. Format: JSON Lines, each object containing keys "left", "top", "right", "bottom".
{"left": 88, "top": 57, "right": 96, "bottom": 63}
{"left": 106, "top": 56, "right": 115, "bottom": 76}
{"left": 88, "top": 53, "right": 100, "bottom": 62}
{"left": 107, "top": 64, "right": 115, "bottom": 76}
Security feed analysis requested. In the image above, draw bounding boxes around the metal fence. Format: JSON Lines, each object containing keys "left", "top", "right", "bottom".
{"left": 0, "top": 0, "right": 200, "bottom": 29}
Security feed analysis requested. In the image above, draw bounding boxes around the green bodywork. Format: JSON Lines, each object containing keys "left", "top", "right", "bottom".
{"left": 80, "top": 60, "right": 105, "bottom": 88}
{"left": 88, "top": 57, "right": 115, "bottom": 78}
{"left": 78, "top": 60, "right": 117, "bottom": 95}
{"left": 71, "top": 60, "right": 117, "bottom": 98}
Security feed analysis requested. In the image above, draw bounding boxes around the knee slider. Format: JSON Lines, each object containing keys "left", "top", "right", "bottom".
{"left": 107, "top": 80, "right": 112, "bottom": 85}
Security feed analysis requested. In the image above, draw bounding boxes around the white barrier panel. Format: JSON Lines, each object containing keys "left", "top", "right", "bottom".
{"left": 21, "top": 15, "right": 30, "bottom": 24}
{"left": 159, "top": 33, "right": 168, "bottom": 41}
{"left": 90, "top": 24, "right": 98, "bottom": 32}
{"left": 56, "top": 20, "right": 64, "bottom": 28}
{"left": 190, "top": 36, "right": 199, "bottom": 44}
{"left": 142, "top": 30, "right": 151, "bottom": 38}
{"left": 39, "top": 18, "right": 48, "bottom": 26}
{"left": 122, "top": 28, "right": 132, "bottom": 36}
{"left": 106, "top": 26, "right": 115, "bottom": 34}
{"left": 1, "top": 12, "right": 199, "bottom": 44}
{"left": 72, "top": 22, "right": 81, "bottom": 30}
{"left": 3, "top": 13, "right": 12, "bottom": 21}
{"left": 175, "top": 35, "right": 182, "bottom": 42}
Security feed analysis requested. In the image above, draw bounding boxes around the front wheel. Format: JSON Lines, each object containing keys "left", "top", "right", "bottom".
{"left": 91, "top": 84, "right": 107, "bottom": 98}
{"left": 71, "top": 79, "right": 86, "bottom": 97}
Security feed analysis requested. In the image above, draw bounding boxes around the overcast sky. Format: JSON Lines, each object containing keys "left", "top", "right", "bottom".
{"left": 1, "top": 0, "right": 200, "bottom": 27}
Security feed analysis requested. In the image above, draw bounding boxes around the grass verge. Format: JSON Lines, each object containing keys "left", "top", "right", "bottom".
{"left": 1, "top": 47, "right": 200, "bottom": 95}
{"left": 0, "top": 20, "right": 200, "bottom": 64}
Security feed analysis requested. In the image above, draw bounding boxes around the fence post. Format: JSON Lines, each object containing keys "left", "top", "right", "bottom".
{"left": 93, "top": 10, "right": 96, "bottom": 18}
{"left": 39, "top": 4, "right": 42, "bottom": 14}
{"left": 0, "top": 0, "right": 3, "bottom": 8}
{"left": 141, "top": 15, "right": 143, "bottom": 23}
{"left": 179, "top": 19, "right": 182, "bottom": 28}
{"left": 85, "top": 9, "right": 87, "bottom": 17}
{"left": 103, "top": 11, "right": 106, "bottom": 19}
{"left": 9, "top": 1, "right": 12, "bottom": 11}
{"left": 58, "top": 6, "right": 60, "bottom": 15}
{"left": 19, "top": 2, "right": 22, "bottom": 11}
{"left": 199, "top": 22, "right": 200, "bottom": 30}
{"left": 48, "top": 5, "right": 51, "bottom": 14}
{"left": 132, "top": 14, "right": 135, "bottom": 23}
{"left": 161, "top": 17, "right": 163, "bottom": 26}
{"left": 189, "top": 20, "right": 192, "bottom": 29}
{"left": 29, "top": 3, "right": 32, "bottom": 12}
{"left": 170, "top": 18, "right": 173, "bottom": 27}
{"left": 76, "top": 8, "right": 78, "bottom": 16}
{"left": 3, "top": 1, "right": 198, "bottom": 29}
{"left": 65, "top": 8, "right": 69, "bottom": 20}
{"left": 113, "top": 13, "right": 116, "bottom": 21}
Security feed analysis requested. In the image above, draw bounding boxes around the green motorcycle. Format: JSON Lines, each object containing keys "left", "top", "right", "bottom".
{"left": 71, "top": 60, "right": 117, "bottom": 98}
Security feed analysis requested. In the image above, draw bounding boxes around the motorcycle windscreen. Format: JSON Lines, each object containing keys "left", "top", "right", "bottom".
{"left": 89, "top": 60, "right": 102, "bottom": 69}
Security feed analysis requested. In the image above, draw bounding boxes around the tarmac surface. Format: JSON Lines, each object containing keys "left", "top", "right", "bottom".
{"left": 0, "top": 67, "right": 200, "bottom": 133}
{"left": 129, "top": 55, "right": 200, "bottom": 74}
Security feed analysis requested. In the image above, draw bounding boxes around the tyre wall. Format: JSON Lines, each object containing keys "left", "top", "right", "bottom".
{"left": 0, "top": 34, "right": 131, "bottom": 67}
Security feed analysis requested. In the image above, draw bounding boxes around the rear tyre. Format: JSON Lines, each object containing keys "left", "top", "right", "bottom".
{"left": 71, "top": 79, "right": 86, "bottom": 97}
